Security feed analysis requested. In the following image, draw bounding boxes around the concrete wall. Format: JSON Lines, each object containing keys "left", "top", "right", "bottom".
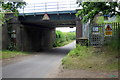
{"left": 2, "top": 23, "right": 10, "bottom": 50}
{"left": 21, "top": 25, "right": 55, "bottom": 51}
{"left": 2, "top": 13, "right": 15, "bottom": 50}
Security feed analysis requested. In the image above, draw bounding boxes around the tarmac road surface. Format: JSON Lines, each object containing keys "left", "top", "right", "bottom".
{"left": 2, "top": 41, "right": 76, "bottom": 78}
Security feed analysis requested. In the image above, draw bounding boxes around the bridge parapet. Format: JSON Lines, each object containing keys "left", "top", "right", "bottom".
{"left": 18, "top": 1, "right": 80, "bottom": 14}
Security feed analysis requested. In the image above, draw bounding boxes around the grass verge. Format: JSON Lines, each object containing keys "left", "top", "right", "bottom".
{"left": 54, "top": 40, "right": 74, "bottom": 47}
{"left": 62, "top": 45, "right": 118, "bottom": 72}
{"left": 0, "top": 50, "right": 29, "bottom": 59}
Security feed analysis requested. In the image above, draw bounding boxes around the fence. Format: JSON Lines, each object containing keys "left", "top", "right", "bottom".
{"left": 98, "top": 22, "right": 120, "bottom": 37}
{"left": 89, "top": 22, "right": 120, "bottom": 47}
{"left": 18, "top": 1, "right": 80, "bottom": 13}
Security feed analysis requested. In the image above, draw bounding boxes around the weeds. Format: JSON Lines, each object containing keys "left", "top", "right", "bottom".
{"left": 62, "top": 45, "right": 118, "bottom": 72}
{"left": 1, "top": 50, "right": 29, "bottom": 59}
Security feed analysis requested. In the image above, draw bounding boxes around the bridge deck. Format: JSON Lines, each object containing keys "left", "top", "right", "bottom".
{"left": 19, "top": 10, "right": 77, "bottom": 27}
{"left": 19, "top": 10, "right": 77, "bottom": 16}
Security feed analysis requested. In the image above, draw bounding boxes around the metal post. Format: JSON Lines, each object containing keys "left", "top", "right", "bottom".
{"left": 23, "top": 7, "right": 25, "bottom": 16}
{"left": 70, "top": 0, "right": 71, "bottom": 10}
{"left": 34, "top": 3, "right": 36, "bottom": 16}
{"left": 45, "top": 2, "right": 47, "bottom": 13}
{"left": 34, "top": 3, "right": 35, "bottom": 14}
{"left": 70, "top": 0, "right": 71, "bottom": 14}
{"left": 57, "top": 2, "right": 59, "bottom": 15}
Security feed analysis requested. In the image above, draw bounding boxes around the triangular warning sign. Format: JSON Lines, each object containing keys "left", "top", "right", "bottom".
{"left": 106, "top": 25, "right": 112, "bottom": 30}
{"left": 42, "top": 13, "right": 50, "bottom": 20}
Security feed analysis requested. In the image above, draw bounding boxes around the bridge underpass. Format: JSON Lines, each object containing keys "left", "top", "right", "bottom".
{"left": 13, "top": 0, "right": 83, "bottom": 51}
{"left": 17, "top": 10, "right": 82, "bottom": 51}
{"left": 2, "top": 1, "right": 82, "bottom": 51}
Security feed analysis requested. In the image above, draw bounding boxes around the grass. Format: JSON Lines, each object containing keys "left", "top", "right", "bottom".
{"left": 54, "top": 40, "right": 74, "bottom": 47}
{"left": 0, "top": 50, "right": 29, "bottom": 59}
{"left": 62, "top": 45, "right": 118, "bottom": 72}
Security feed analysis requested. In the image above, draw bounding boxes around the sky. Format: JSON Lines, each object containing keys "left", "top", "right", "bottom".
{"left": 56, "top": 27, "right": 76, "bottom": 32}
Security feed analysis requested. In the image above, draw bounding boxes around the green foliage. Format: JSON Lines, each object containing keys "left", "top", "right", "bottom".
{"left": 96, "top": 16, "right": 104, "bottom": 24}
{"left": 56, "top": 30, "right": 66, "bottom": 43}
{"left": 1, "top": 2, "right": 26, "bottom": 13}
{"left": 53, "top": 30, "right": 76, "bottom": 47}
{"left": 105, "top": 26, "right": 120, "bottom": 52}
{"left": 76, "top": 2, "right": 120, "bottom": 23}
{"left": 66, "top": 32, "right": 76, "bottom": 41}
{"left": 116, "top": 15, "right": 120, "bottom": 22}
{"left": 0, "top": 1, "right": 26, "bottom": 26}
{"left": 0, "top": 13, "right": 4, "bottom": 24}
{"left": 67, "top": 45, "right": 92, "bottom": 57}
{"left": 0, "top": 1, "right": 26, "bottom": 17}
{"left": 7, "top": 42, "right": 16, "bottom": 51}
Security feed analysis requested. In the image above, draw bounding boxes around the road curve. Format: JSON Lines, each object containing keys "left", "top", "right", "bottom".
{"left": 2, "top": 41, "right": 76, "bottom": 78}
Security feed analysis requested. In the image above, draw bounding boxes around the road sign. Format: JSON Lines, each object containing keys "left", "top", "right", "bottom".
{"left": 42, "top": 13, "right": 50, "bottom": 20}
{"left": 93, "top": 27, "right": 99, "bottom": 32}
{"left": 105, "top": 24, "right": 112, "bottom": 36}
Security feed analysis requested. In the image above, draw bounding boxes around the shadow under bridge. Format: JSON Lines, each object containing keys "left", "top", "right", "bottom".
{"left": 18, "top": 10, "right": 77, "bottom": 51}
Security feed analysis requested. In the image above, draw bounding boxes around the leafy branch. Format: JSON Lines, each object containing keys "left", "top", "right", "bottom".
{"left": 76, "top": 1, "right": 120, "bottom": 23}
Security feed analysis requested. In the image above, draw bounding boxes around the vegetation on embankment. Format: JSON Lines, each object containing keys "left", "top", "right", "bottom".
{"left": 62, "top": 45, "right": 119, "bottom": 72}
{"left": 53, "top": 30, "right": 76, "bottom": 47}
{"left": 0, "top": 50, "right": 29, "bottom": 59}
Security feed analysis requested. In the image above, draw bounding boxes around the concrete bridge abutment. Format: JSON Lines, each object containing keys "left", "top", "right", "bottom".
{"left": 2, "top": 14, "right": 56, "bottom": 51}
{"left": 76, "top": 18, "right": 82, "bottom": 44}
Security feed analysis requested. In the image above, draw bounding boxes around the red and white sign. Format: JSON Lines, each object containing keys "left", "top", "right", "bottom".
{"left": 42, "top": 13, "right": 50, "bottom": 20}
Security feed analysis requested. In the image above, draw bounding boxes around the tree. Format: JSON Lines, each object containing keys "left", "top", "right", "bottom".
{"left": 0, "top": 0, "right": 26, "bottom": 23}
{"left": 1, "top": 1, "right": 26, "bottom": 13}
{"left": 0, "top": 0, "right": 26, "bottom": 15}
{"left": 76, "top": 1, "right": 120, "bottom": 23}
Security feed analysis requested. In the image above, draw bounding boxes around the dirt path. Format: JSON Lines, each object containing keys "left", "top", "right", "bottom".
{"left": 47, "top": 64, "right": 118, "bottom": 78}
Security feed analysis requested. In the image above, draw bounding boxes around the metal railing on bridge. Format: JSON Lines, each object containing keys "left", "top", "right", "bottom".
{"left": 18, "top": 1, "right": 81, "bottom": 14}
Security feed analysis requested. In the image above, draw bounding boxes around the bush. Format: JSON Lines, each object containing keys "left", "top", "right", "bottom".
{"left": 7, "top": 42, "right": 16, "bottom": 51}
{"left": 53, "top": 30, "right": 76, "bottom": 47}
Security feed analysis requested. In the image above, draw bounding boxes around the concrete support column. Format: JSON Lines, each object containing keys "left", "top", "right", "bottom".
{"left": 76, "top": 18, "right": 83, "bottom": 44}
{"left": 20, "top": 26, "right": 32, "bottom": 51}
{"left": 2, "top": 13, "right": 22, "bottom": 50}
{"left": 41, "top": 27, "right": 55, "bottom": 50}
{"left": 2, "top": 23, "right": 10, "bottom": 50}
{"left": 76, "top": 18, "right": 82, "bottom": 39}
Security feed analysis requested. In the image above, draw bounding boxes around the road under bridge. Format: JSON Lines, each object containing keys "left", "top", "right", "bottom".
{"left": 2, "top": 10, "right": 82, "bottom": 51}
